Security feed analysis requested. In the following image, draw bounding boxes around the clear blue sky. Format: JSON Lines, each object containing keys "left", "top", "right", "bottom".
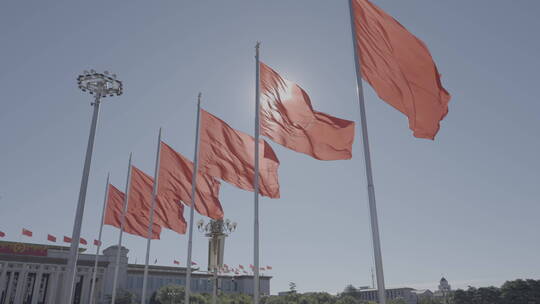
{"left": 1, "top": 0, "right": 539, "bottom": 294}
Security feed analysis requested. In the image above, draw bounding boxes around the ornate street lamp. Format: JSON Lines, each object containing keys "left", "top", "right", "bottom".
{"left": 63, "top": 70, "right": 122, "bottom": 304}
{"left": 197, "top": 219, "right": 237, "bottom": 304}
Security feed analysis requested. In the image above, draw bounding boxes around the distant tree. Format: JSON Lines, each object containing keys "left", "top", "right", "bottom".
{"left": 452, "top": 289, "right": 472, "bottom": 304}
{"left": 105, "top": 289, "right": 136, "bottom": 304}
{"left": 388, "top": 299, "right": 407, "bottom": 304}
{"left": 473, "top": 287, "right": 501, "bottom": 304}
{"left": 156, "top": 285, "right": 185, "bottom": 304}
{"left": 501, "top": 279, "right": 540, "bottom": 304}
{"left": 418, "top": 298, "right": 442, "bottom": 304}
{"left": 335, "top": 295, "right": 362, "bottom": 304}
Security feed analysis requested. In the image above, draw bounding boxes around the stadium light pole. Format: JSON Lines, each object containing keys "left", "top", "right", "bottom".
{"left": 63, "top": 70, "right": 123, "bottom": 304}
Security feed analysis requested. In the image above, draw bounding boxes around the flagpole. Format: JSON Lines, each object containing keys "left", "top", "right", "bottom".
{"left": 185, "top": 93, "right": 202, "bottom": 304}
{"left": 141, "top": 128, "right": 162, "bottom": 304}
{"left": 253, "top": 41, "right": 261, "bottom": 304}
{"left": 89, "top": 173, "right": 110, "bottom": 304}
{"left": 347, "top": 1, "right": 387, "bottom": 304}
{"left": 111, "top": 154, "right": 132, "bottom": 303}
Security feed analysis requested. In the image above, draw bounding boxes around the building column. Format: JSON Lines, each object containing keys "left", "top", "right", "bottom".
{"left": 45, "top": 270, "right": 59, "bottom": 304}
{"left": 0, "top": 262, "right": 8, "bottom": 298}
{"left": 30, "top": 266, "right": 43, "bottom": 304}
{"left": 4, "top": 272, "right": 15, "bottom": 304}
{"left": 80, "top": 272, "right": 91, "bottom": 304}
{"left": 13, "top": 264, "right": 29, "bottom": 304}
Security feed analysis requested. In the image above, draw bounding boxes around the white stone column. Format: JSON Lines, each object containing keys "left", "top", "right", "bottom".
{"left": 13, "top": 264, "right": 30, "bottom": 304}
{"left": 46, "top": 269, "right": 59, "bottom": 304}
{"left": 80, "top": 272, "right": 92, "bottom": 304}
{"left": 31, "top": 266, "right": 43, "bottom": 304}
{"left": 0, "top": 262, "right": 8, "bottom": 296}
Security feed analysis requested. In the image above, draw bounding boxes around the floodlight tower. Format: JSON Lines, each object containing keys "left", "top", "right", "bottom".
{"left": 197, "top": 219, "right": 237, "bottom": 304}
{"left": 63, "top": 70, "right": 123, "bottom": 304}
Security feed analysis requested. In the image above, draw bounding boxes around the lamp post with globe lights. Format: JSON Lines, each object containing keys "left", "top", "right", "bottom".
{"left": 63, "top": 70, "right": 123, "bottom": 304}
{"left": 197, "top": 219, "right": 237, "bottom": 304}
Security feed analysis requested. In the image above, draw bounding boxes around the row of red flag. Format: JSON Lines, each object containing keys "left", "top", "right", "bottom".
{"left": 0, "top": 228, "right": 103, "bottom": 246}
{"left": 103, "top": 0, "right": 450, "bottom": 240}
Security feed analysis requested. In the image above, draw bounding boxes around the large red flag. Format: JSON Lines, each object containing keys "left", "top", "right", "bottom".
{"left": 158, "top": 141, "right": 224, "bottom": 220}
{"left": 352, "top": 0, "right": 450, "bottom": 139}
{"left": 199, "top": 109, "right": 280, "bottom": 198}
{"left": 130, "top": 167, "right": 187, "bottom": 235}
{"left": 260, "top": 62, "right": 355, "bottom": 160}
{"left": 105, "top": 184, "right": 161, "bottom": 239}
{"left": 0, "top": 231, "right": 5, "bottom": 238}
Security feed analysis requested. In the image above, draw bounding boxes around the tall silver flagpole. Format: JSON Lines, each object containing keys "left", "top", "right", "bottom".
{"left": 347, "top": 1, "right": 387, "bottom": 303}
{"left": 88, "top": 173, "right": 110, "bottom": 304}
{"left": 253, "top": 42, "right": 261, "bottom": 304}
{"left": 111, "top": 154, "right": 133, "bottom": 303}
{"left": 141, "top": 128, "right": 162, "bottom": 304}
{"left": 64, "top": 70, "right": 122, "bottom": 304}
{"left": 185, "top": 93, "right": 202, "bottom": 304}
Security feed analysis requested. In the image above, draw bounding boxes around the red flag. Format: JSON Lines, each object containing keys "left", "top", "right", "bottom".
{"left": 191, "top": 261, "right": 197, "bottom": 265}
{"left": 105, "top": 184, "right": 162, "bottom": 239}
{"left": 158, "top": 142, "right": 224, "bottom": 220}
{"left": 22, "top": 228, "right": 32, "bottom": 237}
{"left": 130, "top": 167, "right": 187, "bottom": 235}
{"left": 0, "top": 231, "right": 5, "bottom": 238}
{"left": 260, "top": 62, "right": 355, "bottom": 160}
{"left": 94, "top": 239, "right": 101, "bottom": 246}
{"left": 174, "top": 260, "right": 180, "bottom": 265}
{"left": 47, "top": 234, "right": 56, "bottom": 242}
{"left": 239, "top": 265, "right": 244, "bottom": 269}
{"left": 64, "top": 236, "right": 72, "bottom": 243}
{"left": 249, "top": 264, "right": 254, "bottom": 269}
{"left": 352, "top": 0, "right": 450, "bottom": 139}
{"left": 80, "top": 238, "right": 87, "bottom": 245}
{"left": 199, "top": 109, "right": 280, "bottom": 198}
{"left": 266, "top": 265, "right": 272, "bottom": 270}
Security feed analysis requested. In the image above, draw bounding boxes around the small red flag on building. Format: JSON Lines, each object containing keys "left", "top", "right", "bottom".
{"left": 47, "top": 234, "right": 56, "bottom": 242}
{"left": 80, "top": 238, "right": 87, "bottom": 245}
{"left": 266, "top": 265, "right": 272, "bottom": 270}
{"left": 174, "top": 260, "right": 180, "bottom": 265}
{"left": 191, "top": 261, "right": 197, "bottom": 265}
{"left": 64, "top": 236, "right": 72, "bottom": 243}
{"left": 22, "top": 228, "right": 32, "bottom": 237}
{"left": 249, "top": 264, "right": 254, "bottom": 269}
{"left": 0, "top": 231, "right": 5, "bottom": 238}
{"left": 94, "top": 239, "right": 101, "bottom": 246}
{"left": 239, "top": 265, "right": 244, "bottom": 269}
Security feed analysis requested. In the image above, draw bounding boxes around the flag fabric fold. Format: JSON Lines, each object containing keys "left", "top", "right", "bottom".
{"left": 199, "top": 109, "right": 280, "bottom": 198}
{"left": 105, "top": 184, "right": 162, "bottom": 239}
{"left": 158, "top": 141, "right": 224, "bottom": 220}
{"left": 130, "top": 166, "right": 187, "bottom": 235}
{"left": 260, "top": 62, "right": 355, "bottom": 160}
{"left": 352, "top": 0, "right": 450, "bottom": 139}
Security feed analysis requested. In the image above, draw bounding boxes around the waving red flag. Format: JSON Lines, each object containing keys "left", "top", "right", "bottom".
{"left": 260, "top": 62, "right": 355, "bottom": 160}
{"left": 22, "top": 228, "right": 32, "bottom": 237}
{"left": 130, "top": 167, "right": 187, "bottom": 235}
{"left": 47, "top": 234, "right": 56, "bottom": 242}
{"left": 174, "top": 260, "right": 180, "bottom": 265}
{"left": 63, "top": 236, "right": 72, "bottom": 243}
{"left": 105, "top": 184, "right": 162, "bottom": 239}
{"left": 239, "top": 265, "right": 244, "bottom": 269}
{"left": 94, "top": 239, "right": 101, "bottom": 246}
{"left": 80, "top": 238, "right": 87, "bottom": 245}
{"left": 199, "top": 109, "right": 280, "bottom": 198}
{"left": 159, "top": 142, "right": 224, "bottom": 220}
{"left": 0, "top": 231, "right": 5, "bottom": 238}
{"left": 352, "top": 0, "right": 450, "bottom": 139}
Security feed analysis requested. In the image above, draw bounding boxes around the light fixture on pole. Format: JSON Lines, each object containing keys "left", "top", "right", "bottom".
{"left": 197, "top": 219, "right": 237, "bottom": 304}
{"left": 63, "top": 70, "right": 123, "bottom": 304}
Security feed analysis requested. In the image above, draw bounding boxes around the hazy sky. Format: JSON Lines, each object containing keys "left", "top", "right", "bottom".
{"left": 1, "top": 0, "right": 539, "bottom": 295}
